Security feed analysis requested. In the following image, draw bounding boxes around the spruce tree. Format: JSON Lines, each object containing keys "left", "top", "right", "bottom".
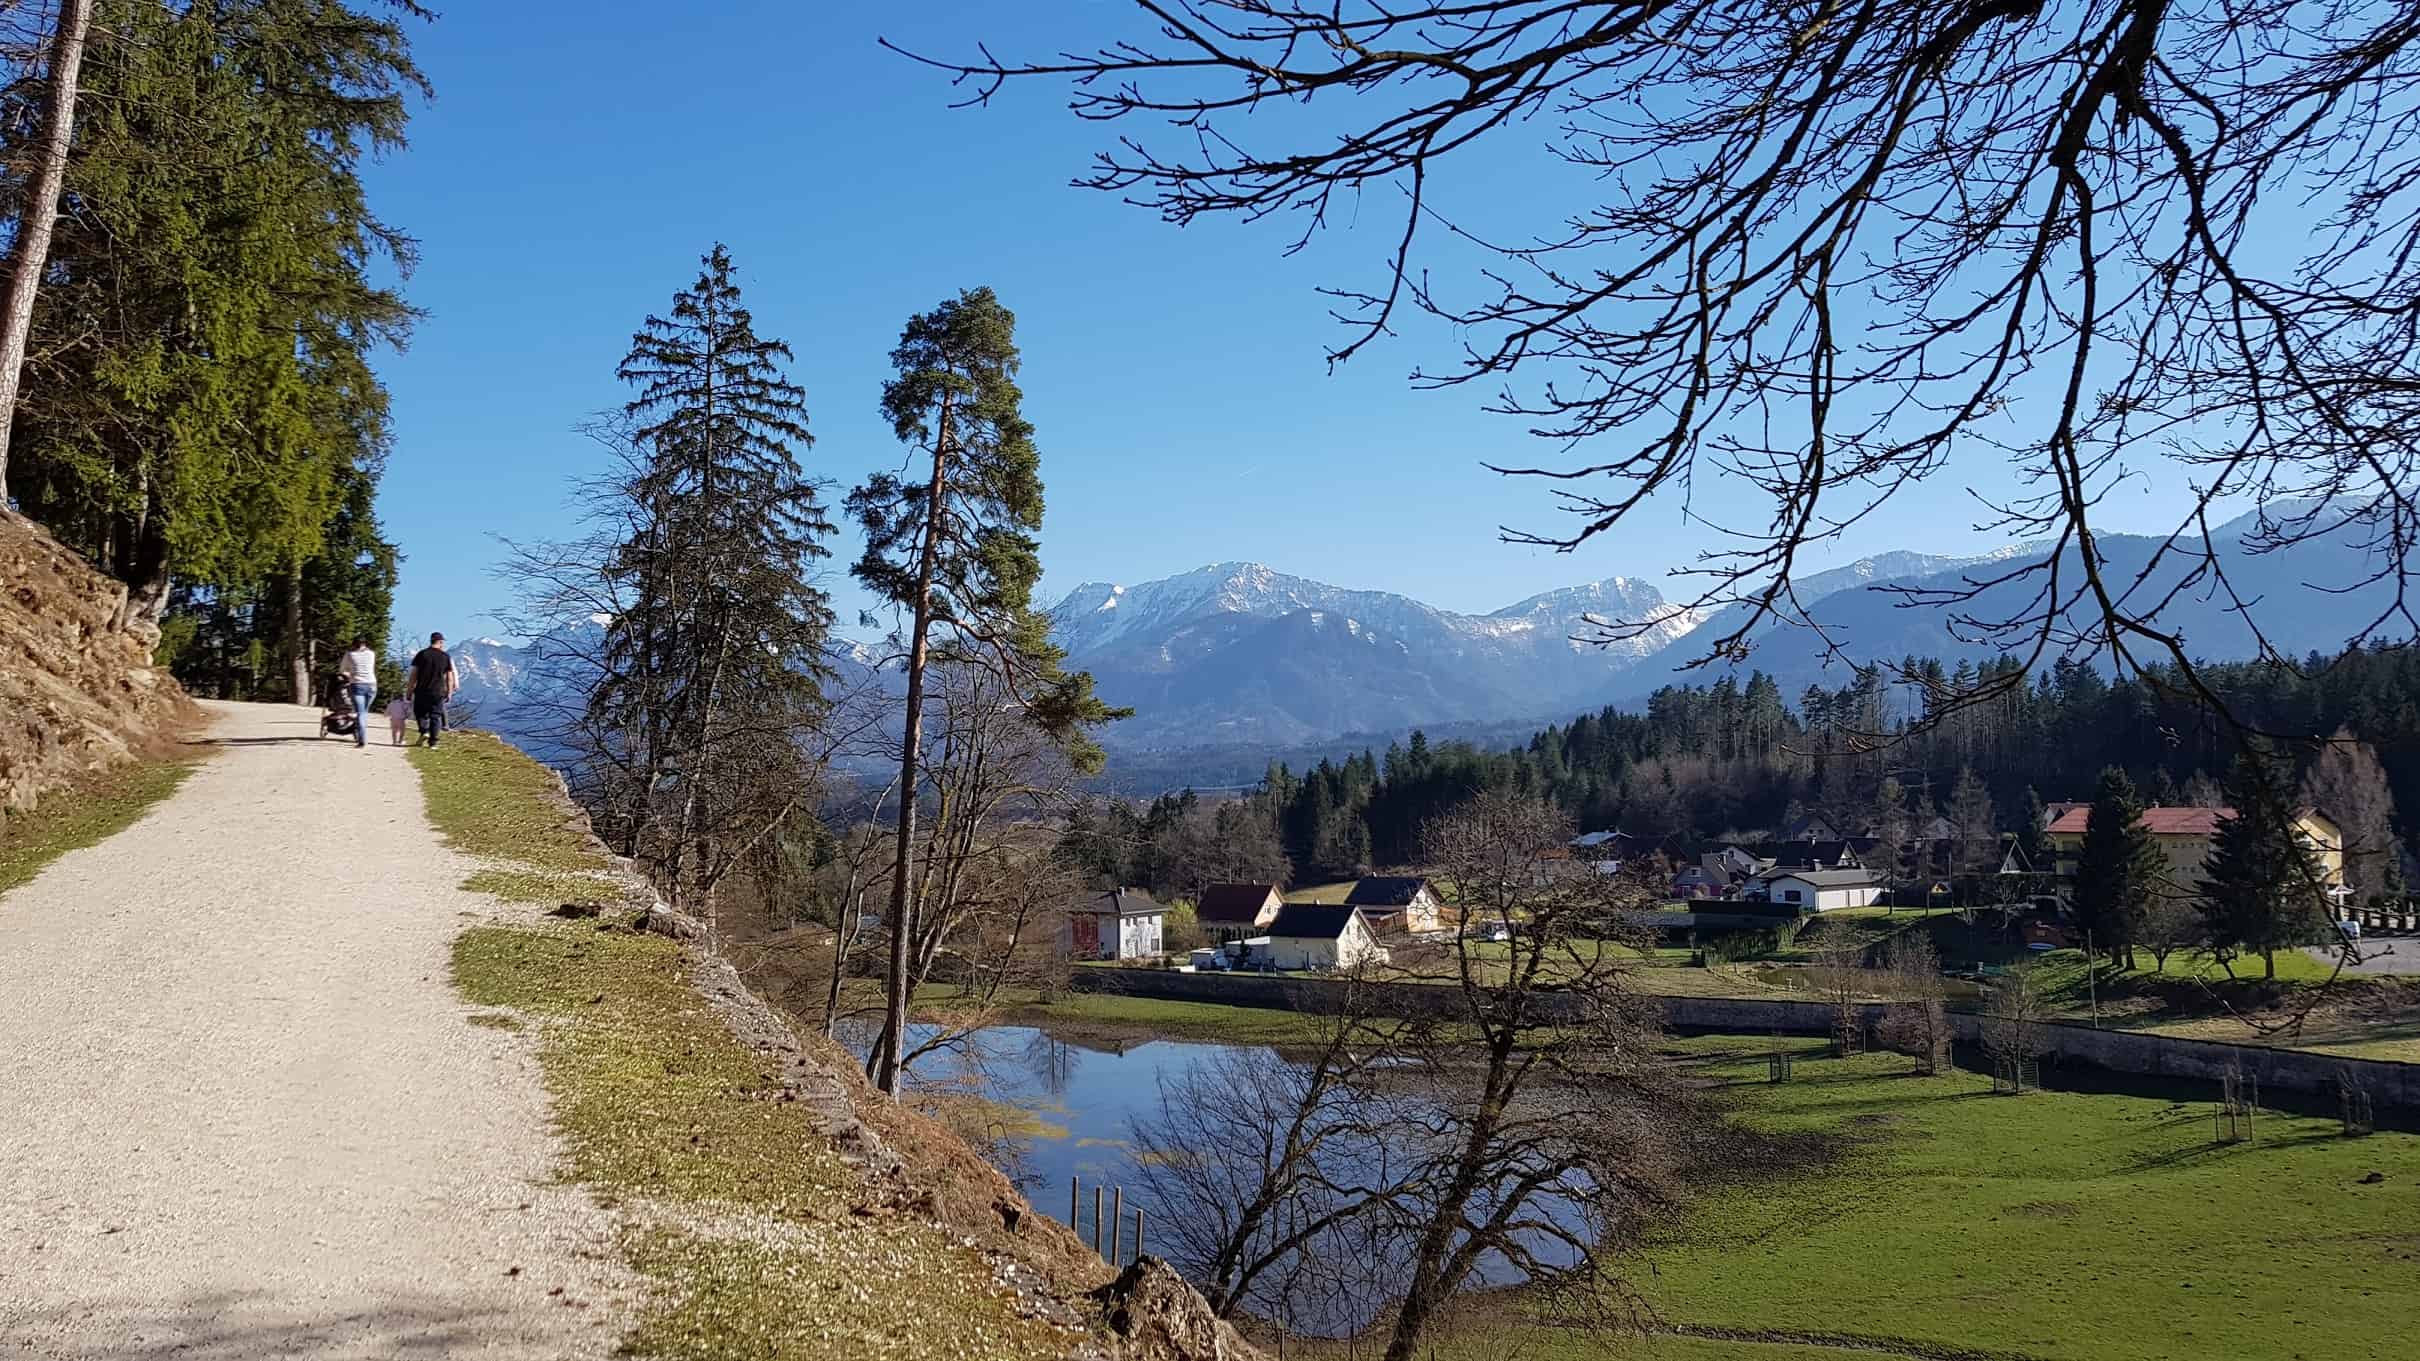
{"left": 849, "top": 287, "right": 1121, "bottom": 1096}
{"left": 591, "top": 245, "right": 833, "bottom": 898}
{"left": 2070, "top": 767, "right": 2161, "bottom": 967}
{"left": 2201, "top": 745, "right": 2329, "bottom": 980}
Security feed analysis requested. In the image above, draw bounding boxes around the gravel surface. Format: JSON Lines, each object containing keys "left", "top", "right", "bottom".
{"left": 0, "top": 701, "right": 633, "bottom": 1358}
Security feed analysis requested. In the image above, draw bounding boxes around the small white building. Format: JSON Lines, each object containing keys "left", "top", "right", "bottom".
{"left": 1065, "top": 887, "right": 1166, "bottom": 961}
{"left": 1264, "top": 905, "right": 1389, "bottom": 972}
{"left": 1753, "top": 868, "right": 1884, "bottom": 913}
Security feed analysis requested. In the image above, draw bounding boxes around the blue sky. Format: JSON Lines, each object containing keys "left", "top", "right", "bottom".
{"left": 364, "top": 1, "right": 2202, "bottom": 647}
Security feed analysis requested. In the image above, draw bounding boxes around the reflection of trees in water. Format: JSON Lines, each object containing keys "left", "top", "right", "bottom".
{"left": 1128, "top": 795, "right": 1696, "bottom": 1361}
{"left": 1019, "top": 1029, "right": 1079, "bottom": 1101}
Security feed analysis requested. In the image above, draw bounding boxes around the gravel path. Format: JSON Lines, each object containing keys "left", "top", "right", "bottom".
{"left": 0, "top": 701, "right": 632, "bottom": 1358}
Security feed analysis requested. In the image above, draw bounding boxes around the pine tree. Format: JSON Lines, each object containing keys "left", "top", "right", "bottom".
{"left": 590, "top": 245, "right": 834, "bottom": 898}
{"left": 2202, "top": 745, "right": 2330, "bottom": 980}
{"left": 849, "top": 286, "right": 1121, "bottom": 1096}
{"left": 2071, "top": 767, "right": 2161, "bottom": 967}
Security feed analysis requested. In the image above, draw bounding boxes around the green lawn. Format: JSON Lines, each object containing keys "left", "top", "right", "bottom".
{"left": 1632, "top": 1043, "right": 2420, "bottom": 1361}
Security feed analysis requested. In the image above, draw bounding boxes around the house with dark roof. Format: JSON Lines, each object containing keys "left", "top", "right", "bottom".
{"left": 1264, "top": 904, "right": 1389, "bottom": 971}
{"left": 1064, "top": 887, "right": 1166, "bottom": 961}
{"left": 1342, "top": 876, "right": 1445, "bottom": 933}
{"left": 1195, "top": 882, "right": 1285, "bottom": 939}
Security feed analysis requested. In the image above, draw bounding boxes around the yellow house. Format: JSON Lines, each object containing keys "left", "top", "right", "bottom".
{"left": 2045, "top": 805, "right": 2345, "bottom": 897}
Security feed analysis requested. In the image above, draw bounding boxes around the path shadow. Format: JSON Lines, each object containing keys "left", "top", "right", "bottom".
{"left": 0, "top": 1288, "right": 602, "bottom": 1359}
{"left": 183, "top": 735, "right": 332, "bottom": 747}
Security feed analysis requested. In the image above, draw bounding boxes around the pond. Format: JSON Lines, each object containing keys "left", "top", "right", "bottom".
{"left": 849, "top": 1020, "right": 1593, "bottom": 1339}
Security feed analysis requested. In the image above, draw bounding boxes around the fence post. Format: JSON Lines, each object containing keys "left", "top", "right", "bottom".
{"left": 1094, "top": 1186, "right": 1105, "bottom": 1255}
{"left": 1110, "top": 1187, "right": 1124, "bottom": 1263}
{"left": 1070, "top": 1175, "right": 1079, "bottom": 1229}
{"left": 1134, "top": 1207, "right": 1146, "bottom": 1263}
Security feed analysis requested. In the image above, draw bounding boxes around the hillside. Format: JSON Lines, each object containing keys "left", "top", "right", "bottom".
{"left": 0, "top": 511, "right": 190, "bottom": 813}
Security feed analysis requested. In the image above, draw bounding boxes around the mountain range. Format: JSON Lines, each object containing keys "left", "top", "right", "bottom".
{"left": 452, "top": 506, "right": 2410, "bottom": 768}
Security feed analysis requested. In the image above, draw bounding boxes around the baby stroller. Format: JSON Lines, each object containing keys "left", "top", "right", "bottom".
{"left": 319, "top": 683, "right": 361, "bottom": 740}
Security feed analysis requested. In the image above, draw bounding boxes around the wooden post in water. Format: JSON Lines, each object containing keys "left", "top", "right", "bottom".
{"left": 1133, "top": 1207, "right": 1146, "bottom": 1263}
{"left": 1110, "top": 1187, "right": 1124, "bottom": 1263}
{"left": 1093, "top": 1186, "right": 1105, "bottom": 1255}
{"left": 1070, "top": 1176, "right": 1079, "bottom": 1228}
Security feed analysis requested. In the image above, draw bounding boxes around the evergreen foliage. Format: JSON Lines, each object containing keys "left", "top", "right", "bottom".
{"left": 2, "top": 0, "right": 424, "bottom": 703}
{"left": 2069, "top": 768, "right": 2163, "bottom": 965}
{"left": 2200, "top": 745, "right": 2332, "bottom": 980}
{"left": 586, "top": 245, "right": 834, "bottom": 897}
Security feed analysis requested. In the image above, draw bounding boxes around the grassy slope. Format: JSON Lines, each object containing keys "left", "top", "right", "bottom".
{"left": 413, "top": 732, "right": 1075, "bottom": 1361}
{"left": 0, "top": 756, "right": 196, "bottom": 895}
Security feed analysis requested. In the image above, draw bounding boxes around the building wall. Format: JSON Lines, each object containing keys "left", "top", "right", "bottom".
{"left": 2051, "top": 816, "right": 2346, "bottom": 893}
{"left": 1118, "top": 915, "right": 1163, "bottom": 960}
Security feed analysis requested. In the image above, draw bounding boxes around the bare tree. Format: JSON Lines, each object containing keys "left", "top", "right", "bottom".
{"left": 1127, "top": 1002, "right": 1412, "bottom": 1324}
{"left": 2136, "top": 887, "right": 2205, "bottom": 974}
{"left": 2301, "top": 728, "right": 2401, "bottom": 906}
{"left": 903, "top": 2, "right": 2420, "bottom": 730}
{"left": 1372, "top": 793, "right": 1684, "bottom": 1361}
{"left": 1876, "top": 931, "right": 1951, "bottom": 1075}
{"left": 1802, "top": 918, "right": 1874, "bottom": 1057}
{"left": 1981, "top": 961, "right": 2052, "bottom": 1088}
{"left": 873, "top": 662, "right": 1091, "bottom": 1082}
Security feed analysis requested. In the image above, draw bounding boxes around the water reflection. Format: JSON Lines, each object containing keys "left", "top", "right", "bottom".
{"left": 845, "top": 1020, "right": 1590, "bottom": 1339}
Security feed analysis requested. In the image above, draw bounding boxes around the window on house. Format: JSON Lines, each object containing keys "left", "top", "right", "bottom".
{"left": 1783, "top": 889, "right": 1802, "bottom": 903}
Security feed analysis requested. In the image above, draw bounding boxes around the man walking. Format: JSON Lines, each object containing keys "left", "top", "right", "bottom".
{"left": 338, "top": 637, "right": 378, "bottom": 750}
{"left": 406, "top": 632, "right": 458, "bottom": 748}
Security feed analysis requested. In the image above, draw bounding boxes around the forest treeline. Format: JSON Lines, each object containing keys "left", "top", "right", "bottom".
{"left": 0, "top": 1, "right": 422, "bottom": 698}
{"left": 1067, "top": 650, "right": 2420, "bottom": 898}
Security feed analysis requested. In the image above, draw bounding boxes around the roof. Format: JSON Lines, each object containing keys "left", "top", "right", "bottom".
{"left": 1344, "top": 876, "right": 1432, "bottom": 907}
{"left": 1195, "top": 882, "right": 1283, "bottom": 925}
{"left": 1074, "top": 887, "right": 1163, "bottom": 918}
{"left": 1267, "top": 904, "right": 1367, "bottom": 940}
{"left": 1766, "top": 868, "right": 1884, "bottom": 889}
{"left": 1571, "top": 830, "right": 1629, "bottom": 848}
{"left": 2044, "top": 805, "right": 2229, "bottom": 837}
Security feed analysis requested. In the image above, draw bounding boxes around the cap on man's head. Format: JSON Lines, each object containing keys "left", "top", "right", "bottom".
{"left": 430, "top": 631, "right": 445, "bottom": 643}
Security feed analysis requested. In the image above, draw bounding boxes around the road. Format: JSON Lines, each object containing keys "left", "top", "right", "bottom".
{"left": 0, "top": 701, "right": 629, "bottom": 1359}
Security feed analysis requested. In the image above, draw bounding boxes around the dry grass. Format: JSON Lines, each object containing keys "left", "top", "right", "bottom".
{"left": 416, "top": 732, "right": 1087, "bottom": 1360}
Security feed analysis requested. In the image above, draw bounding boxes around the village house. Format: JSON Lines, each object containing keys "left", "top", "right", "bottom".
{"left": 1746, "top": 866, "right": 1886, "bottom": 912}
{"left": 1063, "top": 887, "right": 1166, "bottom": 961}
{"left": 1264, "top": 904, "right": 1390, "bottom": 971}
{"left": 1194, "top": 882, "right": 1285, "bottom": 941}
{"left": 2043, "top": 804, "right": 2345, "bottom": 895}
{"left": 1570, "top": 829, "right": 1630, "bottom": 874}
{"left": 1343, "top": 876, "right": 1446, "bottom": 934}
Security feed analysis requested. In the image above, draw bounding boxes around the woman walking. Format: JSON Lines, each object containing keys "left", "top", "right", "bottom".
{"left": 338, "top": 637, "right": 378, "bottom": 750}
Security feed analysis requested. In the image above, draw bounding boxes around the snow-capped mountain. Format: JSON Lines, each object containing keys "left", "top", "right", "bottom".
{"left": 1045, "top": 562, "right": 1713, "bottom": 748}
{"left": 451, "top": 507, "right": 2413, "bottom": 764}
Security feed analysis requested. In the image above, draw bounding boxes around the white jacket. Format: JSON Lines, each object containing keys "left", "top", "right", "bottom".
{"left": 341, "top": 646, "right": 378, "bottom": 688}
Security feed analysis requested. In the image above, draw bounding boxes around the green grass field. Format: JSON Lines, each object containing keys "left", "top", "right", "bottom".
{"left": 407, "top": 732, "right": 623, "bottom": 903}
{"left": 1633, "top": 1041, "right": 2420, "bottom": 1361}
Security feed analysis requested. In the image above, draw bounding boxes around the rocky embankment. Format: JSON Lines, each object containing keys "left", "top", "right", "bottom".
{"left": 0, "top": 512, "right": 189, "bottom": 812}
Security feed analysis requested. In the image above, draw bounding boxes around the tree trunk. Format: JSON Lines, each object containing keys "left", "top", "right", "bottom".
{"left": 0, "top": 0, "right": 96, "bottom": 502}
{"left": 286, "top": 563, "right": 309, "bottom": 705}
{"left": 873, "top": 388, "right": 953, "bottom": 1098}
{"left": 2264, "top": 948, "right": 2276, "bottom": 981}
